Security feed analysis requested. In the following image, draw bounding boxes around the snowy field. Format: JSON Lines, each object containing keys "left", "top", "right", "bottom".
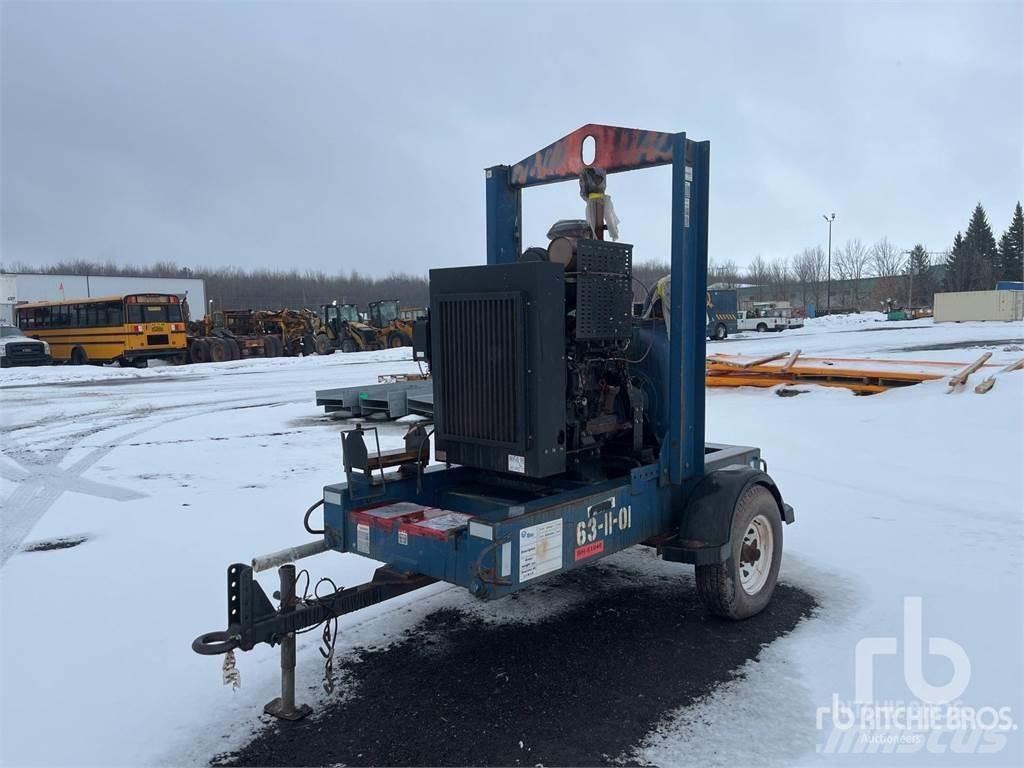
{"left": 1, "top": 316, "right": 1022, "bottom": 767}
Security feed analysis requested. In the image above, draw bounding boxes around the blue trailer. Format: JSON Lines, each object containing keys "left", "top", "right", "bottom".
{"left": 707, "top": 288, "right": 738, "bottom": 340}
{"left": 194, "top": 125, "right": 795, "bottom": 720}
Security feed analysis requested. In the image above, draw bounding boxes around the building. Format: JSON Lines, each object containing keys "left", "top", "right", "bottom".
{"left": 0, "top": 272, "right": 207, "bottom": 325}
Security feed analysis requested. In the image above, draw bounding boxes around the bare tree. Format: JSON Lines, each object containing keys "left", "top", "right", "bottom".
{"left": 791, "top": 246, "right": 827, "bottom": 310}
{"left": 792, "top": 249, "right": 814, "bottom": 308}
{"left": 706, "top": 258, "right": 740, "bottom": 287}
{"left": 870, "top": 237, "right": 903, "bottom": 277}
{"left": 767, "top": 256, "right": 790, "bottom": 301}
{"left": 834, "top": 238, "right": 870, "bottom": 305}
{"left": 745, "top": 255, "right": 770, "bottom": 300}
{"left": 870, "top": 237, "right": 904, "bottom": 306}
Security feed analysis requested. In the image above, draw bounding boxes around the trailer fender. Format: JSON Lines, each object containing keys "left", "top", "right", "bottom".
{"left": 664, "top": 467, "right": 794, "bottom": 565}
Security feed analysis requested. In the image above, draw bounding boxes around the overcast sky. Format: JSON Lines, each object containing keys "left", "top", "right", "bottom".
{"left": 2, "top": 1, "right": 1021, "bottom": 276}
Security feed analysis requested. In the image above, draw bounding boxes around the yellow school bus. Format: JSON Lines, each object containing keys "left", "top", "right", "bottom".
{"left": 16, "top": 293, "right": 188, "bottom": 367}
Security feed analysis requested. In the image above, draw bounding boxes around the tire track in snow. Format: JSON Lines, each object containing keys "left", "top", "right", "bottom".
{"left": 0, "top": 395, "right": 304, "bottom": 567}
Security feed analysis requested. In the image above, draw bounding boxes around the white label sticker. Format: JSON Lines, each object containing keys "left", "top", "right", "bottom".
{"left": 356, "top": 523, "right": 370, "bottom": 553}
{"left": 518, "top": 519, "right": 562, "bottom": 582}
{"left": 398, "top": 529, "right": 408, "bottom": 545}
{"left": 324, "top": 490, "right": 342, "bottom": 506}
{"left": 508, "top": 454, "right": 525, "bottom": 474}
{"left": 501, "top": 541, "right": 512, "bottom": 578}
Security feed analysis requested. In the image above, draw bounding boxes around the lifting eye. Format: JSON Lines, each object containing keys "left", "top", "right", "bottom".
{"left": 581, "top": 135, "right": 596, "bottom": 165}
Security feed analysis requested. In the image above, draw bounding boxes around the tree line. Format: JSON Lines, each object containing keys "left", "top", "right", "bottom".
{"left": 660, "top": 200, "right": 1022, "bottom": 310}
{"left": 6, "top": 201, "right": 1019, "bottom": 313}
{"left": 943, "top": 202, "right": 1023, "bottom": 292}
{"left": 2, "top": 259, "right": 431, "bottom": 311}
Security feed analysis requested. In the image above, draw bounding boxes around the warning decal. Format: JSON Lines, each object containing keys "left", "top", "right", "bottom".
{"left": 574, "top": 540, "right": 605, "bottom": 561}
{"left": 518, "top": 519, "right": 562, "bottom": 582}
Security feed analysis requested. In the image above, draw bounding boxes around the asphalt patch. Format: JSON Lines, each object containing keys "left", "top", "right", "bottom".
{"left": 894, "top": 337, "right": 1024, "bottom": 352}
{"left": 216, "top": 571, "right": 815, "bottom": 767}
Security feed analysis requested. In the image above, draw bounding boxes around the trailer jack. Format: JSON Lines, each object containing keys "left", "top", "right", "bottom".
{"left": 192, "top": 544, "right": 435, "bottom": 720}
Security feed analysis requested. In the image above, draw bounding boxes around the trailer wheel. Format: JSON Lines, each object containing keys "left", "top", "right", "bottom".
{"left": 341, "top": 338, "right": 358, "bottom": 353}
{"left": 189, "top": 339, "right": 209, "bottom": 363}
{"left": 315, "top": 333, "right": 331, "bottom": 355}
{"left": 70, "top": 347, "right": 89, "bottom": 365}
{"left": 712, "top": 323, "right": 727, "bottom": 341}
{"left": 696, "top": 485, "right": 782, "bottom": 620}
{"left": 262, "top": 336, "right": 278, "bottom": 358}
{"left": 226, "top": 338, "right": 241, "bottom": 360}
{"left": 387, "top": 330, "right": 411, "bottom": 348}
{"left": 208, "top": 338, "right": 230, "bottom": 363}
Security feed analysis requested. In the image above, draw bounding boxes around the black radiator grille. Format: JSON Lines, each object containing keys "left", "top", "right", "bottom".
{"left": 437, "top": 295, "right": 521, "bottom": 445}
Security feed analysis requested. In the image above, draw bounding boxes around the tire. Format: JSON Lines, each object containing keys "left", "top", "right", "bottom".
{"left": 713, "top": 323, "right": 727, "bottom": 341}
{"left": 226, "top": 338, "right": 241, "bottom": 360}
{"left": 190, "top": 339, "right": 210, "bottom": 364}
{"left": 341, "top": 338, "right": 358, "bottom": 353}
{"left": 208, "top": 338, "right": 229, "bottom": 363}
{"left": 756, "top": 323, "right": 768, "bottom": 333}
{"left": 387, "top": 330, "right": 412, "bottom": 348}
{"left": 696, "top": 485, "right": 783, "bottom": 620}
{"left": 315, "top": 334, "right": 330, "bottom": 355}
{"left": 271, "top": 336, "right": 285, "bottom": 357}
{"left": 262, "top": 336, "right": 278, "bottom": 358}
{"left": 70, "top": 347, "right": 88, "bottom": 366}
{"left": 133, "top": 359, "right": 148, "bottom": 369}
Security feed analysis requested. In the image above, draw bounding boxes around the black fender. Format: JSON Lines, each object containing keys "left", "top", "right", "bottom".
{"left": 662, "top": 466, "right": 794, "bottom": 565}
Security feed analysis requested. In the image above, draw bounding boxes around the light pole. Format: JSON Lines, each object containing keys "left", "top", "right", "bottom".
{"left": 823, "top": 213, "right": 835, "bottom": 315}
{"left": 208, "top": 298, "right": 213, "bottom": 319}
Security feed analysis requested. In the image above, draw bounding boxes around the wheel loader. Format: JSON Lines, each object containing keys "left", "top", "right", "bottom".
{"left": 367, "top": 299, "right": 414, "bottom": 348}
{"left": 315, "top": 303, "right": 381, "bottom": 353}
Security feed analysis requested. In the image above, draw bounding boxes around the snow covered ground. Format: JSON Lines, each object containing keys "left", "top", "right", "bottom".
{"left": 1, "top": 318, "right": 1022, "bottom": 767}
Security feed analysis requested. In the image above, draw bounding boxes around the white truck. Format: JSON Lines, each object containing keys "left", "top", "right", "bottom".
{"left": 737, "top": 302, "right": 804, "bottom": 332}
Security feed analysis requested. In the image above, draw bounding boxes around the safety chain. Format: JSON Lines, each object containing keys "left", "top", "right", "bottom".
{"left": 221, "top": 648, "right": 241, "bottom": 690}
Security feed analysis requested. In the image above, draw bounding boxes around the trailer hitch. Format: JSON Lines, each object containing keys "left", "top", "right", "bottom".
{"left": 193, "top": 562, "right": 436, "bottom": 655}
{"left": 193, "top": 553, "right": 435, "bottom": 719}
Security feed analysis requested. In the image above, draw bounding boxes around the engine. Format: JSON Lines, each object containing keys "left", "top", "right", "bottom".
{"left": 421, "top": 231, "right": 656, "bottom": 480}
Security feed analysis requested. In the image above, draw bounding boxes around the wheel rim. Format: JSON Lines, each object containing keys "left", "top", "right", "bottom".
{"left": 739, "top": 514, "right": 773, "bottom": 595}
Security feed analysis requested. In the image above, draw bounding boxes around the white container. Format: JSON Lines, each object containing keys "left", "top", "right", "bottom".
{"left": 933, "top": 290, "right": 1024, "bottom": 322}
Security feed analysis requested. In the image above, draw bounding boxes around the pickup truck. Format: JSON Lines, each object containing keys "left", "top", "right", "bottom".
{"left": 736, "top": 308, "right": 804, "bottom": 333}
{"left": 0, "top": 325, "right": 52, "bottom": 367}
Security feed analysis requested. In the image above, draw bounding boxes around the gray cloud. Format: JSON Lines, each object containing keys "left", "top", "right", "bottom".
{"left": 2, "top": 1, "right": 1021, "bottom": 276}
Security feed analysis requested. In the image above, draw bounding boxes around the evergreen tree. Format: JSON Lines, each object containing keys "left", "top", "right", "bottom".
{"left": 907, "top": 243, "right": 930, "bottom": 306}
{"left": 961, "top": 203, "right": 998, "bottom": 290}
{"left": 996, "top": 202, "right": 1023, "bottom": 282}
{"left": 944, "top": 232, "right": 967, "bottom": 291}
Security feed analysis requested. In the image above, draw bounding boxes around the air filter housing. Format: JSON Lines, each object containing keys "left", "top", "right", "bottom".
{"left": 428, "top": 261, "right": 566, "bottom": 478}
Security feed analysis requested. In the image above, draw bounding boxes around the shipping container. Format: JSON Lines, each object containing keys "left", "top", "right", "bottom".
{"left": 933, "top": 290, "right": 1024, "bottom": 322}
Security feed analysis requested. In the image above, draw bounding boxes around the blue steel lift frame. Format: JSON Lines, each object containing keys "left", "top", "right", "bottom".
{"left": 194, "top": 125, "right": 790, "bottom": 674}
